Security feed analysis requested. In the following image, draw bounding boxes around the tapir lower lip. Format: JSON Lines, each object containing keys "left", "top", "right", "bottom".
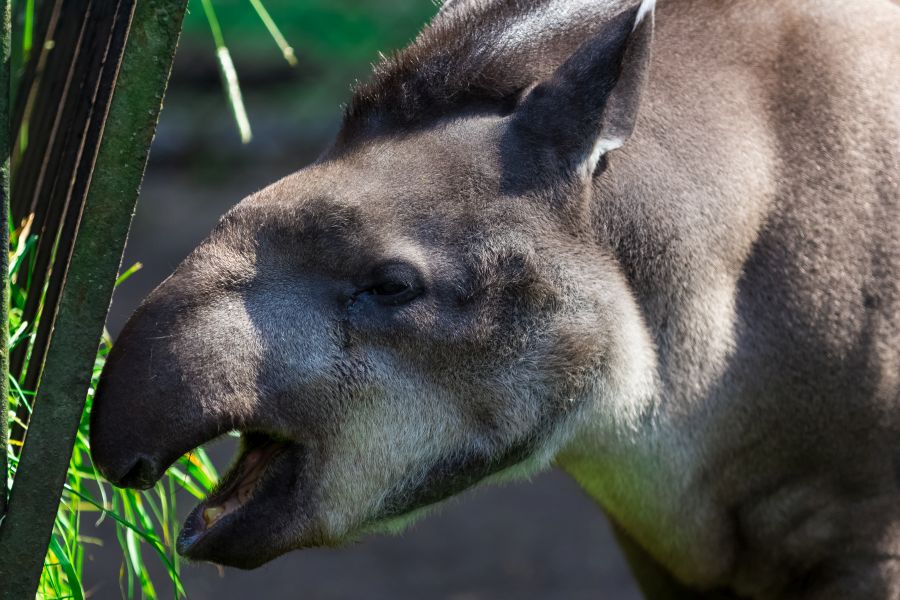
{"left": 175, "top": 435, "right": 307, "bottom": 565}
{"left": 178, "top": 436, "right": 286, "bottom": 543}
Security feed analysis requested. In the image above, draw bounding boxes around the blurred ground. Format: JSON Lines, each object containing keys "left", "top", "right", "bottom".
{"left": 88, "top": 1, "right": 644, "bottom": 597}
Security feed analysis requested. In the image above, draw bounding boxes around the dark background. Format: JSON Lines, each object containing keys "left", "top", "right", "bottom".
{"left": 88, "top": 1, "right": 642, "bottom": 597}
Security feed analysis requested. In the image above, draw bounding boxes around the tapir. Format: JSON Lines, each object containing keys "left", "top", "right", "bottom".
{"left": 90, "top": 0, "right": 900, "bottom": 597}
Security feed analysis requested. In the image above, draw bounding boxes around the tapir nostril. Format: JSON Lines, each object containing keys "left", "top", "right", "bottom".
{"left": 116, "top": 456, "right": 159, "bottom": 490}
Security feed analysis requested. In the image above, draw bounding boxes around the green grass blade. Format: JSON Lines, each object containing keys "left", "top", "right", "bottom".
{"left": 200, "top": 0, "right": 252, "bottom": 143}
{"left": 166, "top": 466, "right": 208, "bottom": 500}
{"left": 9, "top": 232, "right": 37, "bottom": 277}
{"left": 114, "top": 262, "right": 142, "bottom": 287}
{"left": 64, "top": 486, "right": 187, "bottom": 597}
{"left": 115, "top": 524, "right": 135, "bottom": 600}
{"left": 216, "top": 46, "right": 252, "bottom": 144}
{"left": 23, "top": 0, "right": 34, "bottom": 59}
{"left": 47, "top": 536, "right": 85, "bottom": 600}
{"left": 248, "top": 0, "right": 297, "bottom": 66}
{"left": 179, "top": 448, "right": 218, "bottom": 491}
{"left": 7, "top": 319, "right": 28, "bottom": 349}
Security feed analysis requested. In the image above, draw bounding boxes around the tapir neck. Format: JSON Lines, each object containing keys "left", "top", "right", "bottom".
{"left": 558, "top": 405, "right": 736, "bottom": 591}
{"left": 553, "top": 259, "right": 737, "bottom": 590}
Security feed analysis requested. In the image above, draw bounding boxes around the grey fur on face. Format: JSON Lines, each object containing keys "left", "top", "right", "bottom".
{"left": 91, "top": 0, "right": 900, "bottom": 597}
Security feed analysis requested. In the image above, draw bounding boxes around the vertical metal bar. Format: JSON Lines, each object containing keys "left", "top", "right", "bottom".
{"left": 0, "top": 0, "right": 11, "bottom": 519}
{"left": 0, "top": 1, "right": 188, "bottom": 597}
{"left": 10, "top": 0, "right": 131, "bottom": 451}
{"left": 8, "top": 4, "right": 95, "bottom": 381}
{"left": 9, "top": 0, "right": 63, "bottom": 210}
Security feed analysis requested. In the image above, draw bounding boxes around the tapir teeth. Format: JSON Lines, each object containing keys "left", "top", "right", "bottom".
{"left": 203, "top": 506, "right": 225, "bottom": 526}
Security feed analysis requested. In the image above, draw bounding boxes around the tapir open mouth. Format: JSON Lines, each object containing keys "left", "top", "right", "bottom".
{"left": 175, "top": 432, "right": 296, "bottom": 560}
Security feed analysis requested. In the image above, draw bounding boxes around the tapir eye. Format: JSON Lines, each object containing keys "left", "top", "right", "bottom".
{"left": 371, "top": 280, "right": 410, "bottom": 296}
{"left": 361, "top": 263, "right": 425, "bottom": 306}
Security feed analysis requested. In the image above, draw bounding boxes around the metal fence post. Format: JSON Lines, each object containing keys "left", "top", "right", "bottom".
{"left": 0, "top": 1, "right": 188, "bottom": 597}
{"left": 0, "top": 0, "right": 10, "bottom": 520}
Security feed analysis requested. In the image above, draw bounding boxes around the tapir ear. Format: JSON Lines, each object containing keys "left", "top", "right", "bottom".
{"left": 503, "top": 0, "right": 654, "bottom": 191}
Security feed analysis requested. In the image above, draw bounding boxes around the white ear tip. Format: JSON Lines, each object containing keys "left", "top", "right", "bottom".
{"left": 634, "top": 0, "right": 656, "bottom": 28}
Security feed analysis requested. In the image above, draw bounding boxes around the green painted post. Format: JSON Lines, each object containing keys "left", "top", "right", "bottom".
{"left": 0, "top": 0, "right": 11, "bottom": 519}
{"left": 0, "top": 1, "right": 188, "bottom": 597}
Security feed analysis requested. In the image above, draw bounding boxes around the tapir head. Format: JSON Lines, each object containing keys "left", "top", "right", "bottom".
{"left": 90, "top": 3, "right": 655, "bottom": 568}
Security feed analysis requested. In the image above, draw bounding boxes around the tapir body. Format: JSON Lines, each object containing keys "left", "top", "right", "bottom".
{"left": 91, "top": 0, "right": 900, "bottom": 597}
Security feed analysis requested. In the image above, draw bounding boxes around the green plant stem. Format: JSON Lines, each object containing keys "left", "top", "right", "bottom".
{"left": 200, "top": 0, "right": 252, "bottom": 143}
{"left": 22, "top": 0, "right": 33, "bottom": 59}
{"left": 248, "top": 0, "right": 297, "bottom": 66}
{"left": 198, "top": 0, "right": 225, "bottom": 47}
